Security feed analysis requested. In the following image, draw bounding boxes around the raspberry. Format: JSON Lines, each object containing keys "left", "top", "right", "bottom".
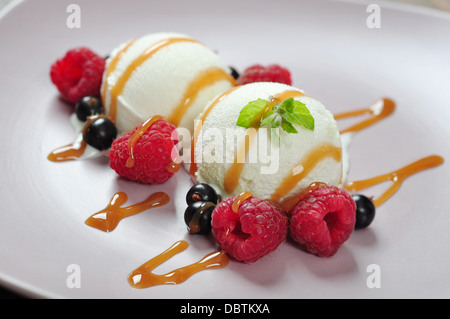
{"left": 289, "top": 185, "right": 356, "bottom": 257}
{"left": 50, "top": 47, "right": 105, "bottom": 104}
{"left": 237, "top": 64, "right": 292, "bottom": 85}
{"left": 108, "top": 118, "right": 179, "bottom": 184}
{"left": 211, "top": 194, "right": 288, "bottom": 263}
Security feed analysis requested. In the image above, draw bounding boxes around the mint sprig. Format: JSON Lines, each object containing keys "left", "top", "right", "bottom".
{"left": 236, "top": 97, "right": 314, "bottom": 133}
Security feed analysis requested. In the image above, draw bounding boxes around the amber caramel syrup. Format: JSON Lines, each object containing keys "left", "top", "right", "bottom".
{"left": 85, "top": 192, "right": 170, "bottom": 232}
{"left": 47, "top": 115, "right": 110, "bottom": 162}
{"left": 127, "top": 240, "right": 228, "bottom": 288}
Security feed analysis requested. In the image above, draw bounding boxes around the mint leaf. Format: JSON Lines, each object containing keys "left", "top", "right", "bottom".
{"left": 281, "top": 119, "right": 298, "bottom": 133}
{"left": 280, "top": 97, "right": 295, "bottom": 113}
{"left": 291, "top": 100, "right": 315, "bottom": 130}
{"left": 274, "top": 98, "right": 315, "bottom": 131}
{"left": 236, "top": 99, "right": 269, "bottom": 129}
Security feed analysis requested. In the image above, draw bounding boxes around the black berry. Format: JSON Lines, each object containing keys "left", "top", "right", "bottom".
{"left": 186, "top": 183, "right": 218, "bottom": 205}
{"left": 352, "top": 194, "right": 376, "bottom": 230}
{"left": 84, "top": 117, "right": 117, "bottom": 150}
{"left": 184, "top": 201, "right": 215, "bottom": 234}
{"left": 229, "top": 66, "right": 240, "bottom": 80}
{"left": 75, "top": 96, "right": 103, "bottom": 121}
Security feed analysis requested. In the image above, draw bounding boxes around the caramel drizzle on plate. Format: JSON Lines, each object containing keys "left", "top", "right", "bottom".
{"left": 85, "top": 191, "right": 170, "bottom": 232}
{"left": 334, "top": 98, "right": 395, "bottom": 134}
{"left": 47, "top": 131, "right": 86, "bottom": 162}
{"left": 127, "top": 240, "right": 228, "bottom": 288}
{"left": 47, "top": 115, "right": 110, "bottom": 162}
{"left": 333, "top": 98, "right": 443, "bottom": 207}
{"left": 344, "top": 155, "right": 444, "bottom": 207}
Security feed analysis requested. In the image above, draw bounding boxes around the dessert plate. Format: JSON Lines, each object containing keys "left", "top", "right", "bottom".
{"left": 1, "top": 0, "right": 449, "bottom": 298}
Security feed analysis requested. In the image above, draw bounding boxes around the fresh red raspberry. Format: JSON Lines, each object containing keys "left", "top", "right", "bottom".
{"left": 211, "top": 194, "right": 288, "bottom": 263}
{"left": 289, "top": 185, "right": 356, "bottom": 257}
{"left": 50, "top": 47, "right": 105, "bottom": 104}
{"left": 108, "top": 118, "right": 179, "bottom": 184}
{"left": 237, "top": 64, "right": 292, "bottom": 85}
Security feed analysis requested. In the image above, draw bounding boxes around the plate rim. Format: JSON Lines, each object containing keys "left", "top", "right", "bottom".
{"left": 1, "top": 0, "right": 450, "bottom": 299}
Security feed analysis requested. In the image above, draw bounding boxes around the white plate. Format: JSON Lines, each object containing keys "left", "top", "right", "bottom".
{"left": 1, "top": 0, "right": 450, "bottom": 299}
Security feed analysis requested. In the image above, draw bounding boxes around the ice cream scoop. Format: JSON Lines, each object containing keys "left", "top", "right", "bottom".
{"left": 101, "top": 32, "right": 236, "bottom": 133}
{"left": 189, "top": 82, "right": 344, "bottom": 204}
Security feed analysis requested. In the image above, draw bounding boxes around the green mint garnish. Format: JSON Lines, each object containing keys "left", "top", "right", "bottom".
{"left": 236, "top": 97, "right": 314, "bottom": 133}
{"left": 235, "top": 98, "right": 270, "bottom": 128}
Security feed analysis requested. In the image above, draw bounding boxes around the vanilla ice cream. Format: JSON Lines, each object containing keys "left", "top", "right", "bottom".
{"left": 101, "top": 32, "right": 236, "bottom": 133}
{"left": 190, "top": 82, "right": 344, "bottom": 203}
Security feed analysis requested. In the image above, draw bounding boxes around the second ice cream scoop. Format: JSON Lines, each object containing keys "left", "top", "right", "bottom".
{"left": 101, "top": 32, "right": 236, "bottom": 134}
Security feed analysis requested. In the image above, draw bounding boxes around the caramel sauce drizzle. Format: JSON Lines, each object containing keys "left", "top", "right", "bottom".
{"left": 232, "top": 191, "right": 253, "bottom": 213}
{"left": 224, "top": 129, "right": 257, "bottom": 194}
{"left": 224, "top": 90, "right": 307, "bottom": 194}
{"left": 125, "top": 115, "right": 163, "bottom": 168}
{"left": 279, "top": 182, "right": 328, "bottom": 212}
{"left": 334, "top": 98, "right": 395, "bottom": 134}
{"left": 125, "top": 114, "right": 181, "bottom": 173}
{"left": 270, "top": 143, "right": 342, "bottom": 203}
{"left": 85, "top": 191, "right": 170, "bottom": 232}
{"left": 47, "top": 131, "right": 86, "bottom": 162}
{"left": 127, "top": 240, "right": 229, "bottom": 288}
{"left": 166, "top": 67, "right": 236, "bottom": 127}
{"left": 101, "top": 39, "right": 136, "bottom": 109}
{"left": 108, "top": 37, "right": 198, "bottom": 122}
{"left": 344, "top": 155, "right": 444, "bottom": 207}
{"left": 189, "top": 86, "right": 240, "bottom": 177}
{"left": 166, "top": 160, "right": 181, "bottom": 174}
{"left": 47, "top": 115, "right": 109, "bottom": 162}
{"left": 332, "top": 98, "right": 443, "bottom": 207}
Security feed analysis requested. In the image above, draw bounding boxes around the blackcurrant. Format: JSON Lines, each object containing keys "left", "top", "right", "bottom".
{"left": 229, "top": 66, "right": 240, "bottom": 80}
{"left": 352, "top": 194, "right": 376, "bottom": 230}
{"left": 84, "top": 117, "right": 117, "bottom": 150}
{"left": 186, "top": 183, "right": 218, "bottom": 205}
{"left": 184, "top": 201, "right": 215, "bottom": 234}
{"left": 75, "top": 96, "right": 103, "bottom": 121}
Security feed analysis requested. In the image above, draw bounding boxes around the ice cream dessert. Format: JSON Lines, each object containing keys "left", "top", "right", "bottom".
{"left": 189, "top": 82, "right": 344, "bottom": 205}
{"left": 101, "top": 32, "right": 236, "bottom": 134}
{"left": 47, "top": 35, "right": 444, "bottom": 287}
